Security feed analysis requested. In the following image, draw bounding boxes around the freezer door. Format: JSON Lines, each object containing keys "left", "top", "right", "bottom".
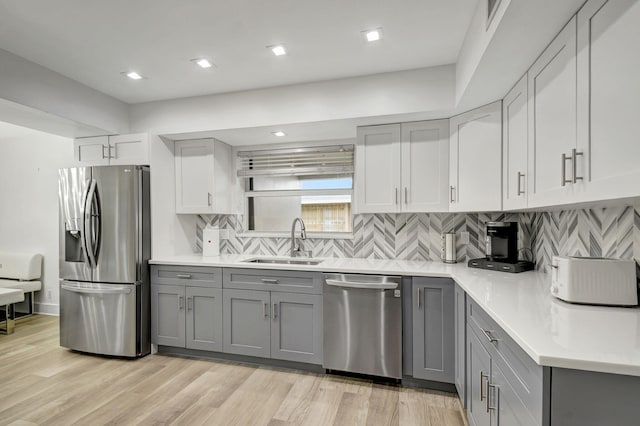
{"left": 92, "top": 165, "right": 139, "bottom": 283}
{"left": 58, "top": 167, "right": 93, "bottom": 282}
{"left": 59, "top": 280, "right": 139, "bottom": 357}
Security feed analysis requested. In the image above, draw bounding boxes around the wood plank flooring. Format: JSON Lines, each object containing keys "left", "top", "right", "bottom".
{"left": 0, "top": 315, "right": 467, "bottom": 426}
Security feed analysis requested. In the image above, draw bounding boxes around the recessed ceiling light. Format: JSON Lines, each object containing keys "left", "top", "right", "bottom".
{"left": 192, "top": 58, "right": 213, "bottom": 69}
{"left": 272, "top": 131, "right": 286, "bottom": 137}
{"left": 270, "top": 45, "right": 287, "bottom": 56}
{"left": 123, "top": 71, "right": 144, "bottom": 80}
{"left": 363, "top": 28, "right": 382, "bottom": 42}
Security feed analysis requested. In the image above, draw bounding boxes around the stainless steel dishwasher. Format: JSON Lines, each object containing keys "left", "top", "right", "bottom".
{"left": 323, "top": 273, "right": 402, "bottom": 379}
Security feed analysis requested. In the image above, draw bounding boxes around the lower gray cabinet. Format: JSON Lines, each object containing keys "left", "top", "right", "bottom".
{"left": 223, "top": 289, "right": 323, "bottom": 364}
{"left": 412, "top": 277, "right": 455, "bottom": 383}
{"left": 185, "top": 287, "right": 223, "bottom": 352}
{"left": 151, "top": 284, "right": 223, "bottom": 351}
{"left": 467, "top": 327, "right": 492, "bottom": 426}
{"left": 152, "top": 284, "right": 185, "bottom": 347}
{"left": 271, "top": 292, "right": 323, "bottom": 364}
{"left": 223, "top": 289, "right": 271, "bottom": 358}
{"left": 454, "top": 283, "right": 466, "bottom": 406}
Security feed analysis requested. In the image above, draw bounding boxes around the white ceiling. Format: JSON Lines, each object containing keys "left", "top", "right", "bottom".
{"left": 0, "top": 0, "right": 476, "bottom": 104}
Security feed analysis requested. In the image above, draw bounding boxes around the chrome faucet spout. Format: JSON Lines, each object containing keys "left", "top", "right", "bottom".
{"left": 291, "top": 217, "right": 308, "bottom": 257}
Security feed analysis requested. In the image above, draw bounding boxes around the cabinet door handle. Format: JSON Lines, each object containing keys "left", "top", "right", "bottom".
{"left": 187, "top": 296, "right": 193, "bottom": 311}
{"left": 404, "top": 187, "right": 408, "bottom": 205}
{"left": 273, "top": 303, "right": 278, "bottom": 320}
{"left": 102, "top": 145, "right": 109, "bottom": 159}
{"left": 572, "top": 148, "right": 583, "bottom": 183}
{"left": 487, "top": 383, "right": 498, "bottom": 412}
{"left": 108, "top": 144, "right": 114, "bottom": 159}
{"left": 178, "top": 296, "right": 184, "bottom": 310}
{"left": 561, "top": 153, "right": 573, "bottom": 186}
{"left": 450, "top": 186, "right": 456, "bottom": 203}
{"left": 517, "top": 172, "right": 525, "bottom": 196}
{"left": 480, "top": 371, "right": 489, "bottom": 401}
{"left": 416, "top": 287, "right": 422, "bottom": 309}
{"left": 395, "top": 188, "right": 399, "bottom": 205}
{"left": 207, "top": 192, "right": 212, "bottom": 206}
{"left": 263, "top": 302, "right": 269, "bottom": 319}
{"left": 261, "top": 278, "right": 279, "bottom": 284}
{"left": 176, "top": 274, "right": 192, "bottom": 279}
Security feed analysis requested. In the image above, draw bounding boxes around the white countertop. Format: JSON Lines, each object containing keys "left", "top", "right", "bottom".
{"left": 151, "top": 254, "right": 640, "bottom": 377}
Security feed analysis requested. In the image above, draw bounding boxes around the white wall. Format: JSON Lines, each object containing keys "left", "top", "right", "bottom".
{"left": 0, "top": 124, "right": 74, "bottom": 314}
{"left": 0, "top": 48, "right": 130, "bottom": 136}
{"left": 130, "top": 66, "right": 455, "bottom": 135}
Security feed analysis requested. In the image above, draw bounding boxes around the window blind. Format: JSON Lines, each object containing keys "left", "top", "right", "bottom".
{"left": 237, "top": 144, "right": 354, "bottom": 178}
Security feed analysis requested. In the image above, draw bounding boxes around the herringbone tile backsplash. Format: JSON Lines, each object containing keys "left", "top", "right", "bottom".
{"left": 196, "top": 204, "right": 640, "bottom": 273}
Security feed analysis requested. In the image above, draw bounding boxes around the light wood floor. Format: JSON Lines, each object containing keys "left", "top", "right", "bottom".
{"left": 0, "top": 315, "right": 466, "bottom": 426}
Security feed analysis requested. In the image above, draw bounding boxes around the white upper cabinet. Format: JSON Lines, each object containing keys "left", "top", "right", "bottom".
{"left": 74, "top": 133, "right": 149, "bottom": 166}
{"left": 576, "top": 0, "right": 640, "bottom": 203}
{"left": 401, "top": 120, "right": 450, "bottom": 212}
{"left": 502, "top": 75, "right": 529, "bottom": 211}
{"left": 527, "top": 17, "right": 578, "bottom": 208}
{"left": 74, "top": 136, "right": 110, "bottom": 166}
{"left": 449, "top": 101, "right": 502, "bottom": 212}
{"left": 355, "top": 120, "right": 449, "bottom": 213}
{"left": 356, "top": 124, "right": 402, "bottom": 213}
{"left": 174, "top": 139, "right": 234, "bottom": 214}
{"left": 108, "top": 133, "right": 149, "bottom": 165}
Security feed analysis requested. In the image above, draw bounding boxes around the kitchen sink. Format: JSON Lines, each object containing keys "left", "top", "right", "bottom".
{"left": 243, "top": 257, "right": 323, "bottom": 266}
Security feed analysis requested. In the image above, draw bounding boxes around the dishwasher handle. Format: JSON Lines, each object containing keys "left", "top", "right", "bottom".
{"left": 325, "top": 279, "right": 398, "bottom": 290}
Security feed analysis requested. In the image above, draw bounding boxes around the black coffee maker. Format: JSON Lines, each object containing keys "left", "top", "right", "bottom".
{"left": 485, "top": 222, "right": 518, "bottom": 262}
{"left": 468, "top": 222, "right": 534, "bottom": 273}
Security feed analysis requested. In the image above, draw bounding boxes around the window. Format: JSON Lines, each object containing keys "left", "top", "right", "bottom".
{"left": 237, "top": 145, "right": 354, "bottom": 235}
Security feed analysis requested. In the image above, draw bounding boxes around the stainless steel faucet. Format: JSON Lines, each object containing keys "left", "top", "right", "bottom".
{"left": 290, "top": 217, "right": 310, "bottom": 257}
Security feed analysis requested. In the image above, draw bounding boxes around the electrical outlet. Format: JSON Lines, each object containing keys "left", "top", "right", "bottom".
{"left": 220, "top": 229, "right": 230, "bottom": 240}
{"left": 460, "top": 231, "right": 470, "bottom": 244}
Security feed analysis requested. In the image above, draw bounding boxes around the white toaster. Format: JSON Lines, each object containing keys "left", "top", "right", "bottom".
{"left": 550, "top": 256, "right": 638, "bottom": 306}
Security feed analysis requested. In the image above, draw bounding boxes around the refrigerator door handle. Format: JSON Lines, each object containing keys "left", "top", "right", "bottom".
{"left": 79, "top": 180, "right": 93, "bottom": 269}
{"left": 83, "top": 179, "right": 99, "bottom": 269}
{"left": 61, "top": 284, "right": 132, "bottom": 295}
{"left": 90, "top": 183, "right": 102, "bottom": 265}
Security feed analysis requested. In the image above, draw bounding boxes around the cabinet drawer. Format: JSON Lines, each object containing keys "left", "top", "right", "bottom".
{"left": 467, "top": 298, "right": 543, "bottom": 424}
{"left": 223, "top": 268, "right": 322, "bottom": 294}
{"left": 151, "top": 265, "right": 222, "bottom": 288}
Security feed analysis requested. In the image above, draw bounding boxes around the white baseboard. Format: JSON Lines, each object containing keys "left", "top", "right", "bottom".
{"left": 35, "top": 302, "right": 59, "bottom": 316}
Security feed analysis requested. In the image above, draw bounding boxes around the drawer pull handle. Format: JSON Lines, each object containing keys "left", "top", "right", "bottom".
{"left": 480, "top": 371, "right": 489, "bottom": 401}
{"left": 261, "top": 278, "right": 279, "bottom": 284}
{"left": 176, "top": 274, "right": 192, "bottom": 279}
{"left": 481, "top": 328, "right": 499, "bottom": 344}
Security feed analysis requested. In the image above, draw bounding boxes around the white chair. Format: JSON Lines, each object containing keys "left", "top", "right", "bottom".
{"left": 0, "top": 252, "right": 43, "bottom": 318}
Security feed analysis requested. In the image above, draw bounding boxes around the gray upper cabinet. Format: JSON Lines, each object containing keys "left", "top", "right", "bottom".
{"left": 223, "top": 289, "right": 271, "bottom": 358}
{"left": 151, "top": 284, "right": 185, "bottom": 347}
{"left": 185, "top": 287, "right": 223, "bottom": 352}
{"left": 454, "top": 283, "right": 467, "bottom": 407}
{"left": 412, "top": 277, "right": 455, "bottom": 383}
{"left": 270, "top": 292, "right": 323, "bottom": 364}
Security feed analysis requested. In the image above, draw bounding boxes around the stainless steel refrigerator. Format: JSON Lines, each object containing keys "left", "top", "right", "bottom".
{"left": 58, "top": 165, "right": 150, "bottom": 357}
